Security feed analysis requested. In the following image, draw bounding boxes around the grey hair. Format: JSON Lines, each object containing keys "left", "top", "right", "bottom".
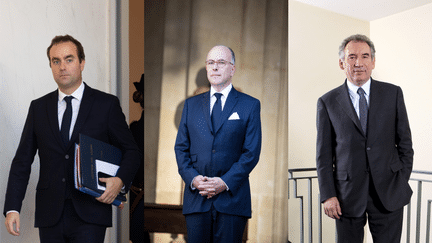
{"left": 214, "top": 45, "right": 236, "bottom": 65}
{"left": 338, "top": 34, "right": 376, "bottom": 60}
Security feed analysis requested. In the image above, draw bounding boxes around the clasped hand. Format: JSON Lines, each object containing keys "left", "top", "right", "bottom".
{"left": 193, "top": 175, "right": 227, "bottom": 199}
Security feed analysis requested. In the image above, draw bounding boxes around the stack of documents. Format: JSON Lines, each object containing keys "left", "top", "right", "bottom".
{"left": 74, "top": 134, "right": 126, "bottom": 206}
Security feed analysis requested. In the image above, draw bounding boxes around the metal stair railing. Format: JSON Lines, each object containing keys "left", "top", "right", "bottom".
{"left": 289, "top": 168, "right": 432, "bottom": 243}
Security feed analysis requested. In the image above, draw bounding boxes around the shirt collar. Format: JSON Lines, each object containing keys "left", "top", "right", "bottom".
{"left": 58, "top": 82, "right": 85, "bottom": 102}
{"left": 210, "top": 83, "right": 232, "bottom": 98}
{"left": 347, "top": 78, "right": 371, "bottom": 96}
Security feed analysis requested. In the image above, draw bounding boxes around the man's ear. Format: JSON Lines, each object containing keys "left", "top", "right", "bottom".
{"left": 230, "top": 65, "right": 236, "bottom": 77}
{"left": 339, "top": 59, "right": 345, "bottom": 70}
{"left": 80, "top": 60, "right": 86, "bottom": 72}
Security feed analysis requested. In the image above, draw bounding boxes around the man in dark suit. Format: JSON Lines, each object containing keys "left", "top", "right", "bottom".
{"left": 175, "top": 45, "right": 262, "bottom": 242}
{"left": 4, "top": 35, "right": 140, "bottom": 242}
{"left": 316, "top": 34, "right": 413, "bottom": 243}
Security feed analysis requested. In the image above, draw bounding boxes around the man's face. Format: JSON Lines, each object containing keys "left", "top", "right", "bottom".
{"left": 339, "top": 41, "right": 375, "bottom": 87}
{"left": 49, "top": 41, "right": 85, "bottom": 93}
{"left": 206, "top": 46, "right": 235, "bottom": 91}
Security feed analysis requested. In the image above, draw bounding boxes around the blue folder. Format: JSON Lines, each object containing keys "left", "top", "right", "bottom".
{"left": 74, "top": 134, "right": 126, "bottom": 206}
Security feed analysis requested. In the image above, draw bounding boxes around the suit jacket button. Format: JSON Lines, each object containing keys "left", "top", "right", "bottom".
{"left": 212, "top": 150, "right": 216, "bottom": 153}
{"left": 367, "top": 147, "right": 371, "bottom": 151}
{"left": 62, "top": 178, "right": 66, "bottom": 182}
{"left": 65, "top": 155, "right": 70, "bottom": 159}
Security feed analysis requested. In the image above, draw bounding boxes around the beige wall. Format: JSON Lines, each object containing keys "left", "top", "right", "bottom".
{"left": 146, "top": 0, "right": 288, "bottom": 242}
{"left": 371, "top": 3, "right": 432, "bottom": 172}
{"left": 289, "top": 1, "right": 432, "bottom": 242}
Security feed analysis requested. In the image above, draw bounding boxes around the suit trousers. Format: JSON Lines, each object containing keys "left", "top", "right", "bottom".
{"left": 336, "top": 176, "right": 404, "bottom": 243}
{"left": 38, "top": 200, "right": 106, "bottom": 243}
{"left": 185, "top": 205, "right": 247, "bottom": 243}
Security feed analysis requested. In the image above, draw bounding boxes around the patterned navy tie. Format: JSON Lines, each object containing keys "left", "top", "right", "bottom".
{"left": 61, "top": 96, "right": 73, "bottom": 146}
{"left": 357, "top": 88, "right": 368, "bottom": 135}
{"left": 211, "top": 93, "right": 222, "bottom": 131}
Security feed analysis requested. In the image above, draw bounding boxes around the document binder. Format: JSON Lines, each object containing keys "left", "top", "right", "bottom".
{"left": 74, "top": 134, "right": 126, "bottom": 206}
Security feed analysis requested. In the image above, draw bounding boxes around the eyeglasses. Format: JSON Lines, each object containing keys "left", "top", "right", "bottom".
{"left": 205, "top": 59, "right": 233, "bottom": 67}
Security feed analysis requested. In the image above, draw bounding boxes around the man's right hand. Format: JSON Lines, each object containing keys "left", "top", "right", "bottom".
{"left": 323, "top": 197, "right": 342, "bottom": 219}
{"left": 5, "top": 212, "right": 20, "bottom": 236}
{"left": 192, "top": 175, "right": 207, "bottom": 189}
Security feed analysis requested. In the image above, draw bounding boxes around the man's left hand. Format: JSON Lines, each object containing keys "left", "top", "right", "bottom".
{"left": 198, "top": 177, "right": 227, "bottom": 199}
{"left": 96, "top": 177, "right": 124, "bottom": 204}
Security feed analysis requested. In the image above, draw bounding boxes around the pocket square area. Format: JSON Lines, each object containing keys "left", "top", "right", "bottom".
{"left": 228, "top": 112, "right": 240, "bottom": 120}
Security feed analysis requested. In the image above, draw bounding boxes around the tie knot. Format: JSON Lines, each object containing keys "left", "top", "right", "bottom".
{"left": 357, "top": 88, "right": 365, "bottom": 95}
{"left": 64, "top": 96, "right": 73, "bottom": 104}
{"left": 214, "top": 93, "right": 222, "bottom": 100}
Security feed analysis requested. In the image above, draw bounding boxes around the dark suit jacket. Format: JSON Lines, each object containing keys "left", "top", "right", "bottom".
{"left": 175, "top": 87, "right": 262, "bottom": 218}
{"left": 316, "top": 79, "right": 413, "bottom": 217}
{"left": 4, "top": 83, "right": 140, "bottom": 227}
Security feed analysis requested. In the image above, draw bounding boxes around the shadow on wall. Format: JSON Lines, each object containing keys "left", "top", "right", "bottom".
{"left": 174, "top": 67, "right": 210, "bottom": 130}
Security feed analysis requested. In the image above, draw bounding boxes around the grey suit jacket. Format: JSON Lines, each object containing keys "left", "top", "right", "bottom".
{"left": 316, "top": 79, "right": 413, "bottom": 217}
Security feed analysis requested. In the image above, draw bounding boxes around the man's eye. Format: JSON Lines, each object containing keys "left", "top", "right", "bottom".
{"left": 208, "top": 61, "right": 215, "bottom": 65}
{"left": 219, "top": 61, "right": 226, "bottom": 65}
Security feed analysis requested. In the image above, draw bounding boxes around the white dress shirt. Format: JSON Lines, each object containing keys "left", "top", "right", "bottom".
{"left": 58, "top": 82, "right": 85, "bottom": 139}
{"left": 347, "top": 79, "right": 371, "bottom": 118}
{"left": 210, "top": 83, "right": 232, "bottom": 114}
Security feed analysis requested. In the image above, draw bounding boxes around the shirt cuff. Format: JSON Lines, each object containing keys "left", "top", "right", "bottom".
{"left": 220, "top": 178, "right": 229, "bottom": 191}
{"left": 191, "top": 175, "right": 199, "bottom": 190}
{"left": 6, "top": 210, "right": 19, "bottom": 215}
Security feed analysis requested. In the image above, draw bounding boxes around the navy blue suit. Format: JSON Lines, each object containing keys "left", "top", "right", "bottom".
{"left": 175, "top": 87, "right": 261, "bottom": 240}
{"left": 4, "top": 83, "right": 140, "bottom": 230}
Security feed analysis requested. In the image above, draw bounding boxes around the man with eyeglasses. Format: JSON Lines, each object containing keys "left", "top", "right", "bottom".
{"left": 175, "top": 45, "right": 262, "bottom": 242}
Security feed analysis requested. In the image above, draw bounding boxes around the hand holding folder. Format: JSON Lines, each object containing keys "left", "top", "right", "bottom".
{"left": 74, "top": 134, "right": 127, "bottom": 207}
{"left": 95, "top": 176, "right": 124, "bottom": 207}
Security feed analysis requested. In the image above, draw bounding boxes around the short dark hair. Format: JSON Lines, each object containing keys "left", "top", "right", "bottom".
{"left": 47, "top": 35, "right": 85, "bottom": 66}
{"left": 339, "top": 34, "right": 376, "bottom": 60}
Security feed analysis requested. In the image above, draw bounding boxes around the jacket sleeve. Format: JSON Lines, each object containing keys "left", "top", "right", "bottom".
{"left": 316, "top": 97, "right": 337, "bottom": 203}
{"left": 108, "top": 97, "right": 141, "bottom": 191}
{"left": 395, "top": 87, "right": 413, "bottom": 181}
{"left": 174, "top": 99, "right": 200, "bottom": 187}
{"left": 4, "top": 101, "right": 38, "bottom": 215}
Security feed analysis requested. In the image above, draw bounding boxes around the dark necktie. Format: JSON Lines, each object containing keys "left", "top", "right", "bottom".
{"left": 357, "top": 88, "right": 368, "bottom": 135}
{"left": 211, "top": 93, "right": 222, "bottom": 131}
{"left": 61, "top": 96, "right": 73, "bottom": 146}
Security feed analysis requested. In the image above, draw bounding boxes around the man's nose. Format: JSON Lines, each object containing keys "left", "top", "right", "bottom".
{"left": 60, "top": 62, "right": 66, "bottom": 70}
{"left": 354, "top": 58, "right": 363, "bottom": 66}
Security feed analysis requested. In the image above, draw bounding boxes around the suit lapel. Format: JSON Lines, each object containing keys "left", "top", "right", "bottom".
{"left": 214, "top": 88, "right": 239, "bottom": 133}
{"left": 335, "top": 81, "right": 364, "bottom": 136}
{"left": 69, "top": 83, "right": 95, "bottom": 149}
{"left": 47, "top": 90, "right": 65, "bottom": 149}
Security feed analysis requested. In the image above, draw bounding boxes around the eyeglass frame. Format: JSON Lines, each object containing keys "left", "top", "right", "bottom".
{"left": 205, "top": 59, "right": 234, "bottom": 67}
